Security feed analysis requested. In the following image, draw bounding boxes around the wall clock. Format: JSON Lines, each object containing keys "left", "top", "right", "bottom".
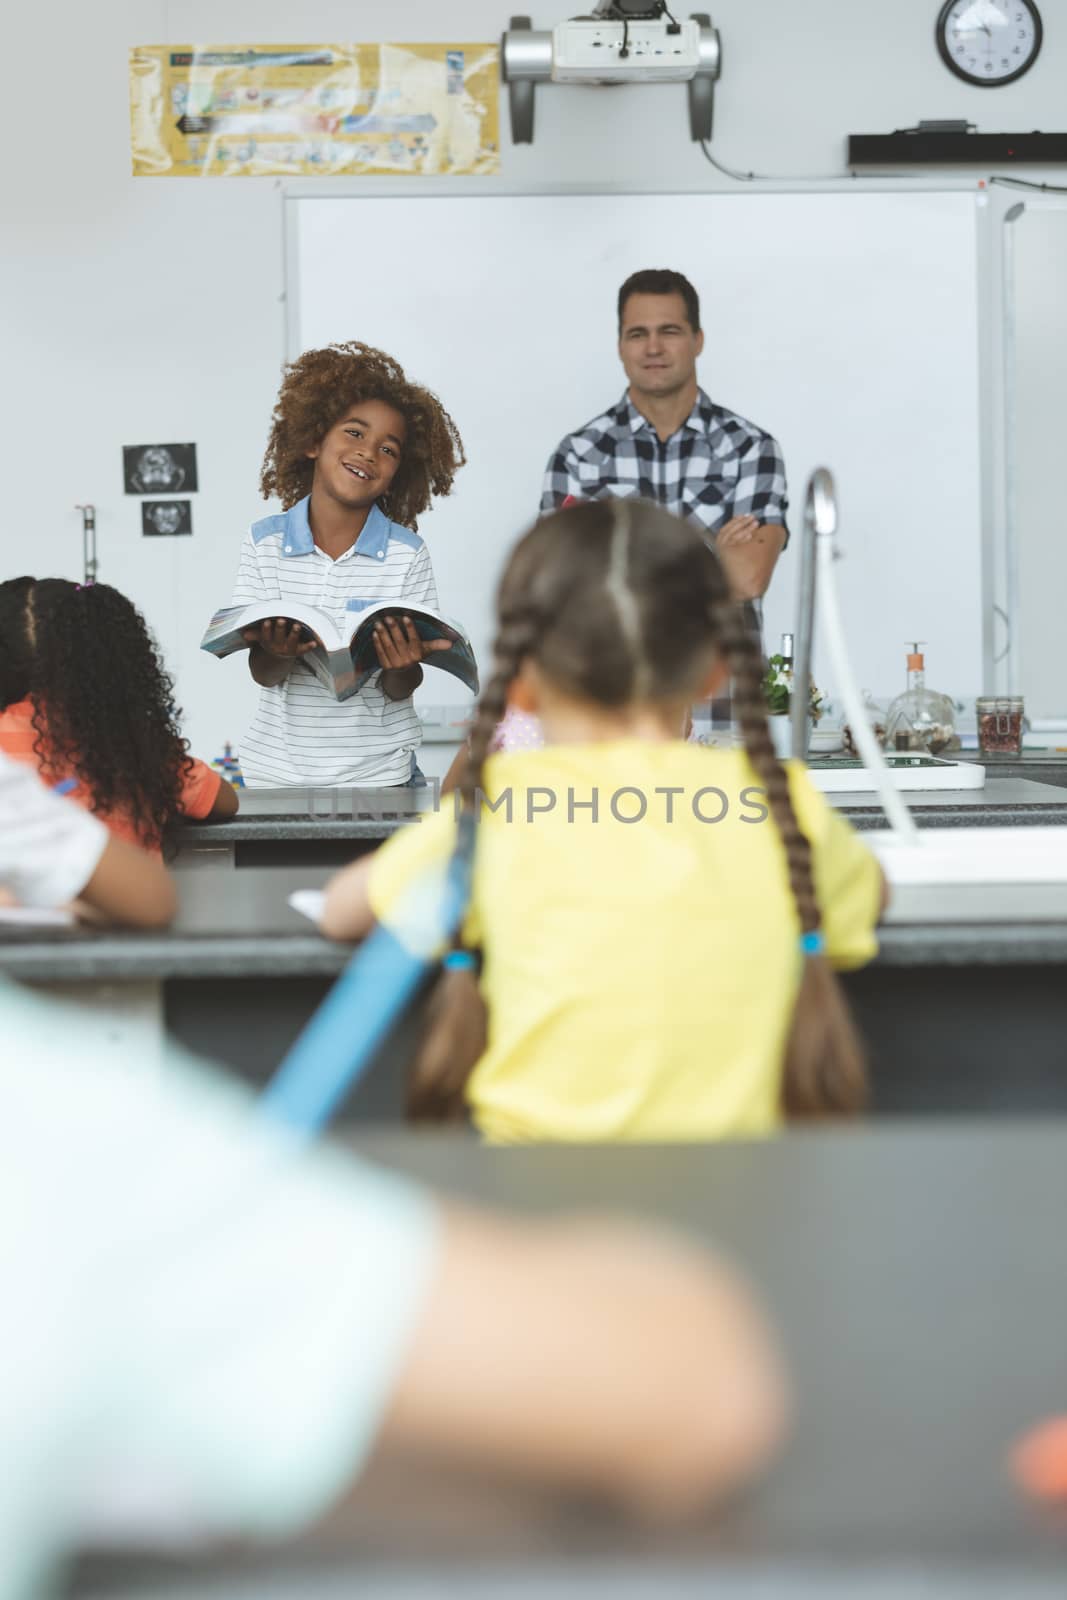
{"left": 936, "top": 1, "right": 1043, "bottom": 86}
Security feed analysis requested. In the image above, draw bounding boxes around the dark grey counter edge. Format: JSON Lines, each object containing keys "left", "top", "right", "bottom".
{"left": 0, "top": 935, "right": 350, "bottom": 982}
{"left": 178, "top": 817, "right": 422, "bottom": 844}
{"left": 179, "top": 804, "right": 1067, "bottom": 846}
{"left": 851, "top": 805, "right": 1067, "bottom": 831}
{"left": 6, "top": 923, "right": 1067, "bottom": 983}
{"left": 69, "top": 1554, "right": 1067, "bottom": 1598}
{"left": 873, "top": 922, "right": 1067, "bottom": 965}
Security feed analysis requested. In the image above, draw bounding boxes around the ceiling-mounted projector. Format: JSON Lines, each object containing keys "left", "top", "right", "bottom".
{"left": 502, "top": 8, "right": 721, "bottom": 144}
{"left": 554, "top": 19, "right": 701, "bottom": 83}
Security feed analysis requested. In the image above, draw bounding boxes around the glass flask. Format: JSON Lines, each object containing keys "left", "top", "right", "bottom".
{"left": 883, "top": 644, "right": 957, "bottom": 755}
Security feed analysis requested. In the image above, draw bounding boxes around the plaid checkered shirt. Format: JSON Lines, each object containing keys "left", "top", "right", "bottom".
{"left": 540, "top": 387, "right": 789, "bottom": 538}
{"left": 541, "top": 386, "right": 789, "bottom": 719}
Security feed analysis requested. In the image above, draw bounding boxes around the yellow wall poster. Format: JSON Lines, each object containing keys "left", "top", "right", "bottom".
{"left": 129, "top": 44, "right": 500, "bottom": 177}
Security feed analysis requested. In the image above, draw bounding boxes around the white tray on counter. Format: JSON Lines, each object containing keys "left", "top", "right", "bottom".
{"left": 809, "top": 755, "right": 986, "bottom": 793}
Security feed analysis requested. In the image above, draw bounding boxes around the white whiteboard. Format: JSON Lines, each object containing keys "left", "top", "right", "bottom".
{"left": 289, "top": 190, "right": 983, "bottom": 706}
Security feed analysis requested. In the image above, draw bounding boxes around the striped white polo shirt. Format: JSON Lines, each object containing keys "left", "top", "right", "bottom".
{"left": 231, "top": 496, "right": 438, "bottom": 787}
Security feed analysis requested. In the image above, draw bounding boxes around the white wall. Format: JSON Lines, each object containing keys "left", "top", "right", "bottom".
{"left": 3, "top": 0, "right": 1065, "bottom": 760}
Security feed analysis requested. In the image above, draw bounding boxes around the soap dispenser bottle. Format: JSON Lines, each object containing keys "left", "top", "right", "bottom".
{"left": 884, "top": 644, "right": 956, "bottom": 755}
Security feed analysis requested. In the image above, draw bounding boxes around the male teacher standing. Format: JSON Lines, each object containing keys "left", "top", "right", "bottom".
{"left": 541, "top": 269, "right": 788, "bottom": 625}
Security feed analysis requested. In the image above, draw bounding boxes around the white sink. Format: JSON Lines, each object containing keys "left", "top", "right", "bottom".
{"left": 872, "top": 827, "right": 1067, "bottom": 922}
{"left": 811, "top": 756, "right": 985, "bottom": 793}
{"left": 872, "top": 826, "right": 1067, "bottom": 885}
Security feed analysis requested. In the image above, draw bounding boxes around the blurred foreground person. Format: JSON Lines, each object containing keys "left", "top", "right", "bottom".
{"left": 0, "top": 749, "right": 175, "bottom": 926}
{"left": 0, "top": 993, "right": 786, "bottom": 1598}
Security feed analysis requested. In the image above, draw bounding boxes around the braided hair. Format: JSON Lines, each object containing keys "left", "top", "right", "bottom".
{"left": 713, "top": 600, "right": 867, "bottom": 1116}
{"left": 0, "top": 577, "right": 194, "bottom": 856}
{"left": 407, "top": 498, "right": 867, "bottom": 1121}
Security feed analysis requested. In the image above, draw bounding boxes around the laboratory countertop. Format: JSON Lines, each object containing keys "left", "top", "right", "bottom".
{"left": 178, "top": 785, "right": 435, "bottom": 845}
{"left": 833, "top": 776, "right": 1067, "bottom": 831}
{"left": 177, "top": 777, "right": 1067, "bottom": 849}
{"left": 945, "top": 748, "right": 1067, "bottom": 773}
{"left": 7, "top": 864, "right": 1067, "bottom": 983}
{"left": 70, "top": 1123, "right": 1067, "bottom": 1598}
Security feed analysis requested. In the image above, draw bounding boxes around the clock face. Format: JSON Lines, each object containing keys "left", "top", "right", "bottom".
{"left": 937, "top": 1, "right": 1043, "bottom": 85}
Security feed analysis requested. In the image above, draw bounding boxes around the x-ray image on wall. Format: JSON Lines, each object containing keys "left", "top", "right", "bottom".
{"left": 124, "top": 442, "right": 198, "bottom": 494}
{"left": 142, "top": 499, "right": 192, "bottom": 536}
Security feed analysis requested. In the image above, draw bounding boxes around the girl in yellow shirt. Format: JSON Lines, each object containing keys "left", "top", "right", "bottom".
{"left": 321, "top": 499, "right": 884, "bottom": 1142}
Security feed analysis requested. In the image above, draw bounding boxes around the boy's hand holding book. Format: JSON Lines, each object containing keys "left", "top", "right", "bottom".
{"left": 204, "top": 599, "right": 478, "bottom": 700}
{"left": 374, "top": 614, "right": 453, "bottom": 702}
{"left": 372, "top": 615, "right": 453, "bottom": 671}
{"left": 241, "top": 618, "right": 320, "bottom": 659}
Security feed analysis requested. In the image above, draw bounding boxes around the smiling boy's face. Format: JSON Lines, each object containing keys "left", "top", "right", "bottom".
{"left": 307, "top": 398, "right": 407, "bottom": 509}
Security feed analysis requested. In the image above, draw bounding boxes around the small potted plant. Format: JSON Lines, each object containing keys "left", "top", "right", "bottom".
{"left": 762, "top": 653, "right": 824, "bottom": 758}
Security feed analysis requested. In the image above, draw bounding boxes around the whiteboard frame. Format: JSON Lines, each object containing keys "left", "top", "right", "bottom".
{"left": 985, "top": 184, "right": 1067, "bottom": 698}
{"left": 281, "top": 180, "right": 996, "bottom": 690}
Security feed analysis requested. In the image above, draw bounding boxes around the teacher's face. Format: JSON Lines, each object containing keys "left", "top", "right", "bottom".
{"left": 618, "top": 291, "right": 704, "bottom": 400}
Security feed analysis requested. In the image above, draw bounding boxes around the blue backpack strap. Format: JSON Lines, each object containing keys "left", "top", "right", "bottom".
{"left": 260, "top": 809, "right": 477, "bottom": 1135}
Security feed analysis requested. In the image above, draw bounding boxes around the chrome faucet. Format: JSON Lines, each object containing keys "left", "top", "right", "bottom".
{"left": 789, "top": 469, "right": 835, "bottom": 761}
{"left": 793, "top": 469, "right": 917, "bottom": 839}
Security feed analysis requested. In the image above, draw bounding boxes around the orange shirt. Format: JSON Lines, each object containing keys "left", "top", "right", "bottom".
{"left": 0, "top": 699, "right": 222, "bottom": 851}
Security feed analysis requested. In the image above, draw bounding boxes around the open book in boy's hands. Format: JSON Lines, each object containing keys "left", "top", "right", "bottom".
{"left": 200, "top": 599, "right": 479, "bottom": 701}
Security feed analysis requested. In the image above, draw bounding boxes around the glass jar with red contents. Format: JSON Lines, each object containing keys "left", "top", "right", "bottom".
{"left": 976, "top": 696, "right": 1024, "bottom": 756}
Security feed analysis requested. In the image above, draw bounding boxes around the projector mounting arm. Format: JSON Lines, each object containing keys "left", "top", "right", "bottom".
{"left": 688, "top": 14, "right": 720, "bottom": 142}
{"left": 502, "top": 12, "right": 721, "bottom": 146}
{"left": 502, "top": 17, "right": 551, "bottom": 145}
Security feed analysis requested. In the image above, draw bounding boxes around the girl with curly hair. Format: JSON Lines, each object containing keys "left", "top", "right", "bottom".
{"left": 230, "top": 342, "right": 467, "bottom": 787}
{"left": 0, "top": 577, "right": 237, "bottom": 856}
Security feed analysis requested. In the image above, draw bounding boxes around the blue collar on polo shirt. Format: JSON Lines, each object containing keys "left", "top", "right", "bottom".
{"left": 279, "top": 496, "right": 393, "bottom": 561}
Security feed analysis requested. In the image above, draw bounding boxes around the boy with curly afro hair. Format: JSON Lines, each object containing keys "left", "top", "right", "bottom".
{"left": 231, "top": 342, "right": 466, "bottom": 787}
